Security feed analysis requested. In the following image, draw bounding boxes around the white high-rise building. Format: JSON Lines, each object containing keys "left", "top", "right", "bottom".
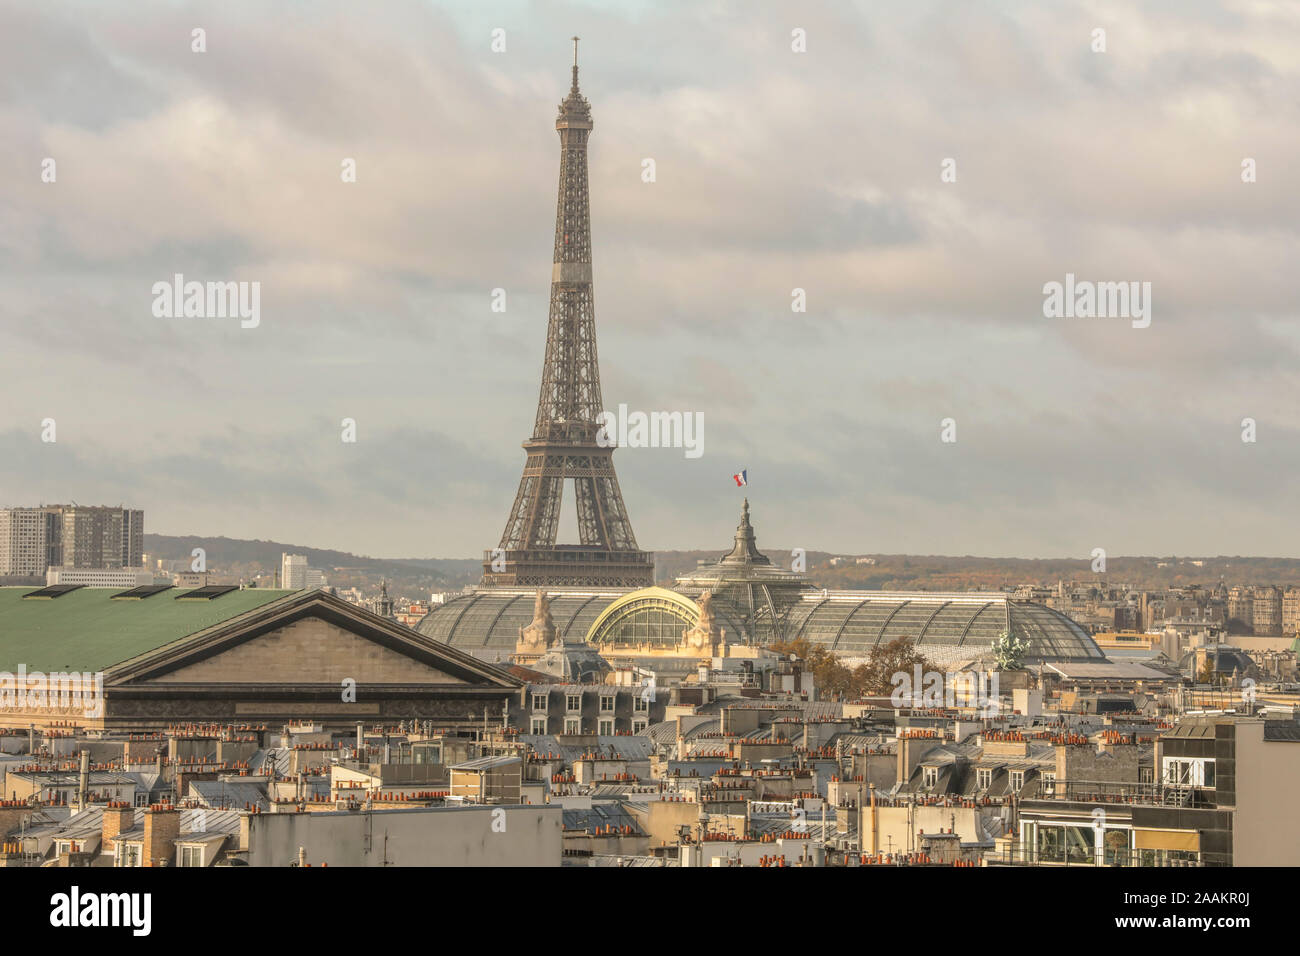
{"left": 281, "top": 553, "right": 326, "bottom": 590}
{"left": 0, "top": 508, "right": 50, "bottom": 575}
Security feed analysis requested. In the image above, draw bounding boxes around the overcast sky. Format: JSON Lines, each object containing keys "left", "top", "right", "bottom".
{"left": 2, "top": 0, "right": 1299, "bottom": 561}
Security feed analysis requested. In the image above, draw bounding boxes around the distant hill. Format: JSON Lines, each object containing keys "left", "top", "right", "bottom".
{"left": 144, "top": 534, "right": 1300, "bottom": 598}
{"left": 143, "top": 534, "right": 482, "bottom": 592}
{"left": 660, "top": 550, "right": 1300, "bottom": 592}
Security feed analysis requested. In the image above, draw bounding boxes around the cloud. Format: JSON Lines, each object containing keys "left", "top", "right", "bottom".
{"left": 2, "top": 0, "right": 1299, "bottom": 558}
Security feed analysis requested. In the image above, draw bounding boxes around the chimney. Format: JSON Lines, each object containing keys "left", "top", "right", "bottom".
{"left": 356, "top": 723, "right": 364, "bottom": 751}
{"left": 869, "top": 783, "right": 878, "bottom": 854}
{"left": 102, "top": 803, "right": 134, "bottom": 850}
{"left": 143, "top": 805, "right": 180, "bottom": 867}
{"left": 77, "top": 750, "right": 89, "bottom": 810}
{"left": 896, "top": 733, "right": 944, "bottom": 784}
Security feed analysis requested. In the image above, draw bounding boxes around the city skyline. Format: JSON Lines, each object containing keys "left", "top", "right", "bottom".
{"left": 3, "top": 2, "right": 1299, "bottom": 898}
{"left": 4, "top": 1, "right": 1300, "bottom": 561}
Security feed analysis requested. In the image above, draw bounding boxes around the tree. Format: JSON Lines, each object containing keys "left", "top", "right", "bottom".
{"left": 770, "top": 637, "right": 852, "bottom": 696}
{"left": 770, "top": 635, "right": 935, "bottom": 699}
{"left": 860, "top": 637, "right": 936, "bottom": 696}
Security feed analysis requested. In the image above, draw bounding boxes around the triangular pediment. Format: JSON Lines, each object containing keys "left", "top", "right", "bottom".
{"left": 107, "top": 591, "right": 519, "bottom": 688}
{"left": 148, "top": 616, "right": 468, "bottom": 684}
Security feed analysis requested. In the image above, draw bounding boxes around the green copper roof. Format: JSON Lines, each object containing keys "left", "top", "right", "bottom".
{"left": 0, "top": 587, "right": 297, "bottom": 672}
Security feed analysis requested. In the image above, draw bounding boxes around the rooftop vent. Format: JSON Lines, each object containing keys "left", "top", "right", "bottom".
{"left": 112, "top": 585, "right": 174, "bottom": 600}
{"left": 175, "top": 585, "right": 239, "bottom": 601}
{"left": 22, "top": 584, "right": 85, "bottom": 599}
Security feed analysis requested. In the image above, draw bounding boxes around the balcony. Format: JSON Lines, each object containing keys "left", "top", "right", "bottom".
{"left": 1047, "top": 780, "right": 1215, "bottom": 808}
{"left": 989, "top": 842, "right": 1216, "bottom": 867}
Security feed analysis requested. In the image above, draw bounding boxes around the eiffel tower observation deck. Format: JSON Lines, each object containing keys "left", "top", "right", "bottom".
{"left": 483, "top": 41, "right": 655, "bottom": 589}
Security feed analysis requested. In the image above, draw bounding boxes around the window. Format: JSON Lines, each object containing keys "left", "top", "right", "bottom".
{"left": 530, "top": 717, "right": 547, "bottom": 735}
{"left": 598, "top": 718, "right": 615, "bottom": 736}
{"left": 179, "top": 845, "right": 204, "bottom": 867}
{"left": 599, "top": 696, "right": 615, "bottom": 713}
{"left": 976, "top": 768, "right": 993, "bottom": 790}
{"left": 566, "top": 694, "right": 581, "bottom": 712}
{"left": 1041, "top": 772, "right": 1056, "bottom": 796}
{"left": 1009, "top": 771, "right": 1025, "bottom": 793}
{"left": 632, "top": 719, "right": 648, "bottom": 734}
{"left": 531, "top": 693, "right": 548, "bottom": 711}
{"left": 413, "top": 743, "right": 442, "bottom": 765}
{"left": 119, "top": 844, "right": 141, "bottom": 867}
{"left": 634, "top": 696, "right": 648, "bottom": 713}
{"left": 1103, "top": 829, "right": 1130, "bottom": 866}
{"left": 134, "top": 793, "right": 149, "bottom": 807}
{"left": 1036, "top": 825, "right": 1095, "bottom": 865}
{"left": 922, "top": 767, "right": 938, "bottom": 789}
{"left": 564, "top": 717, "right": 581, "bottom": 735}
{"left": 1164, "top": 757, "right": 1215, "bottom": 788}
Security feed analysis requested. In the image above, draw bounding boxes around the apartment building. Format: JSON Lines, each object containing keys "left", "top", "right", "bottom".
{"left": 1251, "top": 586, "right": 1282, "bottom": 636}
{"left": 61, "top": 506, "right": 144, "bottom": 569}
{"left": 0, "top": 508, "right": 54, "bottom": 575}
{"left": 1283, "top": 588, "right": 1300, "bottom": 635}
{"left": 1015, "top": 716, "right": 1300, "bottom": 866}
{"left": 0, "top": 505, "right": 143, "bottom": 576}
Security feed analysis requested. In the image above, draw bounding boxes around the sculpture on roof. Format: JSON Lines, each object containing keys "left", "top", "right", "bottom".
{"left": 992, "top": 629, "right": 1029, "bottom": 670}
{"left": 515, "top": 589, "right": 558, "bottom": 661}
{"left": 680, "top": 590, "right": 723, "bottom": 655}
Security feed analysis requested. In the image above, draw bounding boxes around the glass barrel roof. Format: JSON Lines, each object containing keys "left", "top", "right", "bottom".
{"left": 785, "top": 591, "right": 1103, "bottom": 661}
{"left": 417, "top": 586, "right": 1103, "bottom": 663}
{"left": 416, "top": 590, "right": 625, "bottom": 648}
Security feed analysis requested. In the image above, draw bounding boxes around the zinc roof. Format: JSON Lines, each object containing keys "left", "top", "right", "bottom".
{"left": 0, "top": 587, "right": 297, "bottom": 671}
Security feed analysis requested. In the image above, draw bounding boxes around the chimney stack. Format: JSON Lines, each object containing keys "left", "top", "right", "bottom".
{"left": 143, "top": 805, "right": 180, "bottom": 867}
{"left": 77, "top": 749, "right": 89, "bottom": 810}
{"left": 102, "top": 802, "right": 134, "bottom": 851}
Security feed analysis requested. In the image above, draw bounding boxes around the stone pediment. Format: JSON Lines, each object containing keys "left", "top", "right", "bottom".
{"left": 107, "top": 590, "right": 518, "bottom": 689}
{"left": 147, "top": 617, "right": 469, "bottom": 684}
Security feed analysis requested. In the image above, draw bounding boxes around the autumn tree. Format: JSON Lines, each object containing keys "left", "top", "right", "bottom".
{"left": 770, "top": 635, "right": 935, "bottom": 699}
{"left": 859, "top": 637, "right": 937, "bottom": 696}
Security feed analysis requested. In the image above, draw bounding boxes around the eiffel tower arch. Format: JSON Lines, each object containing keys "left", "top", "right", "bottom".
{"left": 482, "top": 41, "right": 655, "bottom": 589}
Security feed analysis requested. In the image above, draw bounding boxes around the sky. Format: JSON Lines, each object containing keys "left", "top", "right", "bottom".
{"left": 2, "top": 0, "right": 1299, "bottom": 561}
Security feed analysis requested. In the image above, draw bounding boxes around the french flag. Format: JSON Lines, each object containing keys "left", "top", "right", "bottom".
{"left": 733, "top": 469, "right": 747, "bottom": 487}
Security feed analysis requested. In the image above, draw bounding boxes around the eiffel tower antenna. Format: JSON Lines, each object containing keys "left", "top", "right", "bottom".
{"left": 483, "top": 45, "right": 654, "bottom": 589}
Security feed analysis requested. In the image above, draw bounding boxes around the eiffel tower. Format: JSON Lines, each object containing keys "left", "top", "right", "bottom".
{"left": 482, "top": 40, "right": 655, "bottom": 589}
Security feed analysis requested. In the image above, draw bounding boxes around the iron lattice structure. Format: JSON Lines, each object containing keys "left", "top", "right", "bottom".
{"left": 483, "top": 43, "right": 654, "bottom": 589}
